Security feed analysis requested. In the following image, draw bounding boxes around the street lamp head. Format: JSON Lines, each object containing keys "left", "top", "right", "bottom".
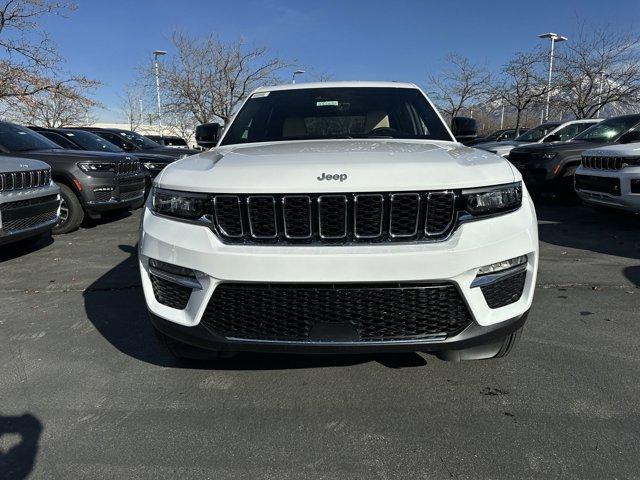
{"left": 153, "top": 50, "right": 167, "bottom": 57}
{"left": 538, "top": 33, "right": 567, "bottom": 42}
{"left": 293, "top": 70, "right": 305, "bottom": 75}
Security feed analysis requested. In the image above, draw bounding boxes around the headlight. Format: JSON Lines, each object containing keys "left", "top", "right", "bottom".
{"left": 143, "top": 162, "right": 165, "bottom": 171}
{"left": 532, "top": 152, "right": 557, "bottom": 160}
{"left": 151, "top": 188, "right": 209, "bottom": 220}
{"left": 477, "top": 255, "right": 527, "bottom": 276}
{"left": 77, "top": 162, "right": 115, "bottom": 173}
{"left": 461, "top": 182, "right": 522, "bottom": 216}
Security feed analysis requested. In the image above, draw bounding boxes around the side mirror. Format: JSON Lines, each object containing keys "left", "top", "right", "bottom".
{"left": 543, "top": 133, "right": 561, "bottom": 143}
{"left": 195, "top": 123, "right": 222, "bottom": 148}
{"left": 451, "top": 117, "right": 478, "bottom": 145}
{"left": 618, "top": 130, "right": 640, "bottom": 144}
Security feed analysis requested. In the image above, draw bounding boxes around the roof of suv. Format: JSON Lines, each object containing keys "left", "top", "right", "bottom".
{"left": 252, "top": 81, "right": 419, "bottom": 94}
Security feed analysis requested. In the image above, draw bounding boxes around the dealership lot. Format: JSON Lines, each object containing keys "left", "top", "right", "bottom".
{"left": 1, "top": 201, "right": 639, "bottom": 479}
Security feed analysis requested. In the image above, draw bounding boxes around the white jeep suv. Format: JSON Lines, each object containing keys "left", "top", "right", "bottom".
{"left": 576, "top": 138, "right": 640, "bottom": 212}
{"left": 139, "top": 82, "right": 538, "bottom": 362}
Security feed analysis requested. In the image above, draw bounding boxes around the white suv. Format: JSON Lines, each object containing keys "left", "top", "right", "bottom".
{"left": 139, "top": 82, "right": 539, "bottom": 362}
{"left": 576, "top": 139, "right": 640, "bottom": 212}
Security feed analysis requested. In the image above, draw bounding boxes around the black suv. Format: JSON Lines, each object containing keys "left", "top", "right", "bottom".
{"left": 144, "top": 134, "right": 190, "bottom": 148}
{"left": 73, "top": 127, "right": 200, "bottom": 159}
{"left": 30, "top": 127, "right": 176, "bottom": 194}
{"left": 0, "top": 122, "right": 145, "bottom": 234}
{"left": 508, "top": 114, "right": 640, "bottom": 196}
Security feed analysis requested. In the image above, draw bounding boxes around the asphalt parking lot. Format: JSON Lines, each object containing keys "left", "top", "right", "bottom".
{"left": 1, "top": 200, "right": 639, "bottom": 480}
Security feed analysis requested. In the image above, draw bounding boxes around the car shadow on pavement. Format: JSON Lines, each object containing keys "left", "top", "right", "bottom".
{"left": 0, "top": 413, "right": 42, "bottom": 480}
{"left": 535, "top": 198, "right": 640, "bottom": 260}
{"left": 0, "top": 234, "right": 53, "bottom": 263}
{"left": 83, "top": 245, "right": 429, "bottom": 370}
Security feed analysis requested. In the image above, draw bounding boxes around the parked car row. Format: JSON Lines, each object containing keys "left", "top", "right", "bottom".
{"left": 471, "top": 114, "right": 640, "bottom": 209}
{"left": 0, "top": 122, "right": 199, "bottom": 245}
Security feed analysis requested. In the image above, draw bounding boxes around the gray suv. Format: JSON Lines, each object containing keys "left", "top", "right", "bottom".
{"left": 0, "top": 156, "right": 60, "bottom": 245}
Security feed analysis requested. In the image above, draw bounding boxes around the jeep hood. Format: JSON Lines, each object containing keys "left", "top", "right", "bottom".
{"left": 0, "top": 154, "right": 52, "bottom": 172}
{"left": 157, "top": 139, "right": 516, "bottom": 193}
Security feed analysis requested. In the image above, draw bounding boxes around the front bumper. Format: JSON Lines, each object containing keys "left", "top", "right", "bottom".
{"left": 0, "top": 184, "right": 60, "bottom": 245}
{"left": 139, "top": 189, "right": 538, "bottom": 351}
{"left": 575, "top": 167, "right": 640, "bottom": 212}
{"left": 81, "top": 173, "right": 145, "bottom": 215}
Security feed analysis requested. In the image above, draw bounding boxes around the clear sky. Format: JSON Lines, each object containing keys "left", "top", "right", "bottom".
{"left": 40, "top": 0, "right": 640, "bottom": 121}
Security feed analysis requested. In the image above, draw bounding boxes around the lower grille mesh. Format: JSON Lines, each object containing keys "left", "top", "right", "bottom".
{"left": 2, "top": 210, "right": 57, "bottom": 233}
{"left": 201, "top": 282, "right": 473, "bottom": 341}
{"left": 150, "top": 274, "right": 192, "bottom": 309}
{"left": 480, "top": 271, "right": 526, "bottom": 309}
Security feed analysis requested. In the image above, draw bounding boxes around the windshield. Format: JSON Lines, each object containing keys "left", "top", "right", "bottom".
{"left": 0, "top": 123, "right": 61, "bottom": 152}
{"left": 62, "top": 130, "right": 123, "bottom": 153}
{"left": 514, "top": 123, "right": 560, "bottom": 142}
{"left": 115, "top": 130, "right": 162, "bottom": 149}
{"left": 573, "top": 116, "right": 640, "bottom": 143}
{"left": 220, "top": 87, "right": 452, "bottom": 146}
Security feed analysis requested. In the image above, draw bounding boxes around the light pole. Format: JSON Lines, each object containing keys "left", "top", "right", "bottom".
{"left": 538, "top": 33, "right": 567, "bottom": 121}
{"left": 153, "top": 50, "right": 167, "bottom": 136}
{"left": 596, "top": 71, "right": 606, "bottom": 119}
{"left": 292, "top": 70, "right": 305, "bottom": 84}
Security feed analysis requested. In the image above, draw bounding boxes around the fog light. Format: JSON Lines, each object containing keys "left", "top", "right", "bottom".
{"left": 477, "top": 255, "right": 527, "bottom": 276}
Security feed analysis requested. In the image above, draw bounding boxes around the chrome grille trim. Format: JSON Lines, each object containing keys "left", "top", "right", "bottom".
{"left": 581, "top": 156, "right": 626, "bottom": 171}
{"left": 247, "top": 195, "right": 278, "bottom": 239}
{"left": 282, "top": 195, "right": 312, "bottom": 239}
{"left": 317, "top": 195, "right": 348, "bottom": 239}
{"left": 425, "top": 191, "right": 456, "bottom": 236}
{"left": 213, "top": 195, "right": 244, "bottom": 238}
{"left": 207, "top": 190, "right": 457, "bottom": 245}
{"left": 353, "top": 194, "right": 384, "bottom": 239}
{"left": 0, "top": 169, "right": 51, "bottom": 192}
{"left": 389, "top": 193, "right": 420, "bottom": 238}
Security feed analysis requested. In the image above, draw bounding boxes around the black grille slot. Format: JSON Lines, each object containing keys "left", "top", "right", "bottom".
{"left": 202, "top": 282, "right": 473, "bottom": 341}
{"left": 149, "top": 274, "right": 192, "bottom": 309}
{"left": 354, "top": 194, "right": 383, "bottom": 238}
{"left": 248, "top": 196, "right": 277, "bottom": 238}
{"left": 318, "top": 195, "right": 347, "bottom": 239}
{"left": 426, "top": 192, "right": 455, "bottom": 235}
{"left": 389, "top": 193, "right": 420, "bottom": 237}
{"left": 283, "top": 196, "right": 312, "bottom": 239}
{"left": 214, "top": 195, "right": 243, "bottom": 237}
{"left": 481, "top": 271, "right": 526, "bottom": 309}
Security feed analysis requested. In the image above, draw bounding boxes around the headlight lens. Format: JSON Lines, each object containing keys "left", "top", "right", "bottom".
{"left": 152, "top": 188, "right": 208, "bottom": 220}
{"left": 462, "top": 182, "right": 522, "bottom": 216}
{"left": 77, "top": 162, "right": 115, "bottom": 173}
{"left": 143, "top": 162, "right": 165, "bottom": 171}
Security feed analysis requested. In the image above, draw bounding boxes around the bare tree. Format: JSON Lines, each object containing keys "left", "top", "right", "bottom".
{"left": 0, "top": 0, "right": 93, "bottom": 100}
{"left": 492, "top": 52, "right": 548, "bottom": 130}
{"left": 164, "top": 108, "right": 197, "bottom": 143}
{"left": 553, "top": 26, "right": 640, "bottom": 118}
{"left": 428, "top": 54, "right": 491, "bottom": 119}
{"left": 120, "top": 85, "right": 147, "bottom": 131}
{"left": 7, "top": 80, "right": 99, "bottom": 126}
{"left": 154, "top": 32, "right": 290, "bottom": 125}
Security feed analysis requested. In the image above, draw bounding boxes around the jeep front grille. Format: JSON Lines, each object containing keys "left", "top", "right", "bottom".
{"left": 116, "top": 160, "right": 140, "bottom": 176}
{"left": 581, "top": 156, "right": 629, "bottom": 170}
{"left": 0, "top": 169, "right": 50, "bottom": 191}
{"left": 210, "top": 191, "right": 457, "bottom": 245}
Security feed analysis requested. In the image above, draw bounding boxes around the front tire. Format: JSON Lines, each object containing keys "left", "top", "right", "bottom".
{"left": 53, "top": 183, "right": 84, "bottom": 235}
